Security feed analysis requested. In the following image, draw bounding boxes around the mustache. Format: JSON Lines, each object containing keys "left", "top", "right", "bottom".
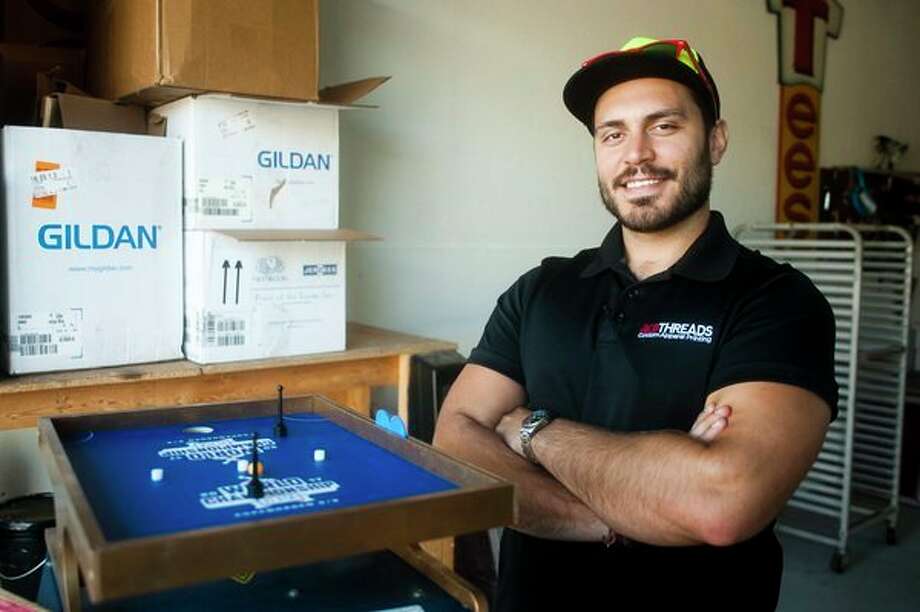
{"left": 614, "top": 165, "right": 677, "bottom": 186}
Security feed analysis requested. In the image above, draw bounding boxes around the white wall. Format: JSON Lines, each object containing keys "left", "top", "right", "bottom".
{"left": 320, "top": 0, "right": 920, "bottom": 355}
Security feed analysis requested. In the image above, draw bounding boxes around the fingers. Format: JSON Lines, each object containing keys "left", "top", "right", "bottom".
{"left": 695, "top": 415, "right": 727, "bottom": 442}
{"left": 690, "top": 403, "right": 731, "bottom": 431}
{"left": 689, "top": 404, "right": 731, "bottom": 442}
{"left": 690, "top": 403, "right": 716, "bottom": 434}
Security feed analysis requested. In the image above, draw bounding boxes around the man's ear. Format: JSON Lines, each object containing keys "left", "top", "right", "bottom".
{"left": 709, "top": 119, "right": 729, "bottom": 166}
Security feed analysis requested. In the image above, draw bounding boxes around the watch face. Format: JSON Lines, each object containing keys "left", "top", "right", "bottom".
{"left": 527, "top": 410, "right": 549, "bottom": 426}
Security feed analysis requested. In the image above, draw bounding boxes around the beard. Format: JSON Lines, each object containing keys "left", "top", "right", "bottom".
{"left": 598, "top": 145, "right": 713, "bottom": 233}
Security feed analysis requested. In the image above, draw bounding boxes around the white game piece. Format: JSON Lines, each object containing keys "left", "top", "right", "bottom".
{"left": 150, "top": 468, "right": 164, "bottom": 482}
{"left": 237, "top": 459, "right": 249, "bottom": 473}
{"left": 313, "top": 448, "right": 326, "bottom": 462}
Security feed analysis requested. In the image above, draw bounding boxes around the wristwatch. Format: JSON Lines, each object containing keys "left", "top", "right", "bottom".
{"left": 520, "top": 409, "right": 556, "bottom": 464}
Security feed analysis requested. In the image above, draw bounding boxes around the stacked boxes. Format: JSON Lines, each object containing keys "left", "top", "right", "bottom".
{"left": 0, "top": 127, "right": 183, "bottom": 374}
{"left": 0, "top": 2, "right": 380, "bottom": 373}
{"left": 156, "top": 96, "right": 353, "bottom": 364}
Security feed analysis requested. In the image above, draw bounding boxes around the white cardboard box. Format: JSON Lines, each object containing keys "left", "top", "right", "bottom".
{"left": 1, "top": 126, "right": 183, "bottom": 374}
{"left": 183, "top": 231, "right": 346, "bottom": 364}
{"left": 155, "top": 95, "right": 339, "bottom": 230}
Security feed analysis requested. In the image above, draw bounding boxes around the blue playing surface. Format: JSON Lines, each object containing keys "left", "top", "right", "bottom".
{"left": 62, "top": 413, "right": 457, "bottom": 541}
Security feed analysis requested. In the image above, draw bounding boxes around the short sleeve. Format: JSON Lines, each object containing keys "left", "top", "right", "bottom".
{"left": 708, "top": 269, "right": 839, "bottom": 421}
{"left": 467, "top": 266, "right": 542, "bottom": 386}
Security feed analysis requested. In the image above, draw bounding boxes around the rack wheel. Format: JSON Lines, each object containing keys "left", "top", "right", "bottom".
{"left": 830, "top": 551, "right": 848, "bottom": 573}
{"left": 886, "top": 526, "right": 897, "bottom": 545}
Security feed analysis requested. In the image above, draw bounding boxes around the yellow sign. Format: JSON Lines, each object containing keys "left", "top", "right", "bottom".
{"left": 776, "top": 84, "right": 821, "bottom": 223}
{"left": 767, "top": 0, "right": 843, "bottom": 223}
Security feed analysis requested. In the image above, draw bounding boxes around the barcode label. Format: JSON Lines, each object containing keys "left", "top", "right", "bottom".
{"left": 197, "top": 177, "right": 252, "bottom": 221}
{"left": 203, "top": 314, "right": 247, "bottom": 348}
{"left": 206, "top": 318, "right": 246, "bottom": 333}
{"left": 18, "top": 333, "right": 52, "bottom": 345}
{"left": 18, "top": 343, "right": 59, "bottom": 356}
{"left": 217, "top": 320, "right": 245, "bottom": 332}
{"left": 10, "top": 334, "right": 59, "bottom": 357}
{"left": 200, "top": 197, "right": 240, "bottom": 216}
{"left": 217, "top": 335, "right": 246, "bottom": 347}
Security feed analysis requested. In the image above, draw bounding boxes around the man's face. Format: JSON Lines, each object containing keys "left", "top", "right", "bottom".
{"left": 593, "top": 78, "right": 726, "bottom": 233}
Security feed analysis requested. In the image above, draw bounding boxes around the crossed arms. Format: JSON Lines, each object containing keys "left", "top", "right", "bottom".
{"left": 432, "top": 363, "right": 830, "bottom": 547}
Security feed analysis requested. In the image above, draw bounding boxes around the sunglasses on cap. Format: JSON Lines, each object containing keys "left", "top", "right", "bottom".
{"left": 581, "top": 37, "right": 717, "bottom": 105}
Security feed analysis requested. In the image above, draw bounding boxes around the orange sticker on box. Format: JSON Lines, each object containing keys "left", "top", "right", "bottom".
{"left": 32, "top": 160, "right": 60, "bottom": 209}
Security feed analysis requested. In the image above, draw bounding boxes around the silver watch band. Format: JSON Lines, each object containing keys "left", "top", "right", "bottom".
{"left": 520, "top": 411, "right": 555, "bottom": 464}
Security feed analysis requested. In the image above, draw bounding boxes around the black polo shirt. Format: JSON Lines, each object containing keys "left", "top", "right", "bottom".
{"left": 468, "top": 211, "right": 837, "bottom": 611}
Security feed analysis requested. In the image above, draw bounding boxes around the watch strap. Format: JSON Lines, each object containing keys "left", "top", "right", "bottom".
{"left": 521, "top": 410, "right": 555, "bottom": 464}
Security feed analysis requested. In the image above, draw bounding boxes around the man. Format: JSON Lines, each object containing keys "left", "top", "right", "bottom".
{"left": 433, "top": 37, "right": 837, "bottom": 610}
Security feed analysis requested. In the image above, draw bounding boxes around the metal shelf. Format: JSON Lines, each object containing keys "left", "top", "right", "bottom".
{"left": 736, "top": 223, "right": 911, "bottom": 572}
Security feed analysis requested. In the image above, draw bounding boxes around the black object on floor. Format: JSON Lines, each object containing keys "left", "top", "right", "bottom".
{"left": 408, "top": 350, "right": 465, "bottom": 444}
{"left": 0, "top": 492, "right": 55, "bottom": 601}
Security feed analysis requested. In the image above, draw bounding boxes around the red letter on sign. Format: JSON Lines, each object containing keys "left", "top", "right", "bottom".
{"left": 784, "top": 142, "right": 816, "bottom": 189}
{"left": 786, "top": 93, "right": 817, "bottom": 138}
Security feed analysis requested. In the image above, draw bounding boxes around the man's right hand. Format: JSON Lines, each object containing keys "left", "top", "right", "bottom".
{"left": 689, "top": 404, "right": 732, "bottom": 442}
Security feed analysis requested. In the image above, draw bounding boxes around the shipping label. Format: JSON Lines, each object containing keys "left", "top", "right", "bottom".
{"left": 11, "top": 311, "right": 82, "bottom": 359}
{"left": 199, "top": 311, "right": 248, "bottom": 349}
{"left": 196, "top": 176, "right": 253, "bottom": 220}
{"left": 31, "top": 167, "right": 78, "bottom": 199}
{"left": 217, "top": 110, "right": 256, "bottom": 139}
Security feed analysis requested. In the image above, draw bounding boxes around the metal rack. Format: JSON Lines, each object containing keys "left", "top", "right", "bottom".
{"left": 734, "top": 223, "right": 912, "bottom": 572}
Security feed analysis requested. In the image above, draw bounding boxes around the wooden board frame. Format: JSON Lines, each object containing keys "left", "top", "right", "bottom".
{"left": 38, "top": 395, "right": 514, "bottom": 606}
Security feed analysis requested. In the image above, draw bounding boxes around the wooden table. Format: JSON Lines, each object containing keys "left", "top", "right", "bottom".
{"left": 0, "top": 323, "right": 456, "bottom": 431}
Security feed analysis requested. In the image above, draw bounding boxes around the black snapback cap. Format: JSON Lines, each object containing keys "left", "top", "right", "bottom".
{"left": 563, "top": 37, "right": 721, "bottom": 133}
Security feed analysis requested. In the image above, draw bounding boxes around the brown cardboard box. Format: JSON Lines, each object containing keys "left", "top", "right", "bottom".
{"left": 87, "top": 0, "right": 318, "bottom": 106}
{"left": 41, "top": 92, "right": 147, "bottom": 134}
{"left": 0, "top": 44, "right": 84, "bottom": 126}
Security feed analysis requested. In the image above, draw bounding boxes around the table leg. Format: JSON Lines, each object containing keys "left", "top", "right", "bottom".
{"left": 392, "top": 543, "right": 487, "bottom": 612}
{"left": 45, "top": 527, "right": 80, "bottom": 612}
{"left": 420, "top": 537, "right": 455, "bottom": 570}
{"left": 345, "top": 385, "right": 371, "bottom": 416}
{"left": 324, "top": 385, "right": 371, "bottom": 417}
{"left": 397, "top": 353, "right": 412, "bottom": 427}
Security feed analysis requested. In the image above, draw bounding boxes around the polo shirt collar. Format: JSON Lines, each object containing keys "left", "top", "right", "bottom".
{"left": 580, "top": 210, "right": 740, "bottom": 282}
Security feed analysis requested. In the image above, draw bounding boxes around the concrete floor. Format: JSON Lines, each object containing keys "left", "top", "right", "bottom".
{"left": 778, "top": 503, "right": 920, "bottom": 611}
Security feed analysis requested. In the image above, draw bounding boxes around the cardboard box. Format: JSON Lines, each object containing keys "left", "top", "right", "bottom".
{"left": 155, "top": 94, "right": 340, "bottom": 230}
{"left": 0, "top": 44, "right": 84, "bottom": 126}
{"left": 87, "top": 0, "right": 318, "bottom": 106}
{"left": 1, "top": 126, "right": 183, "bottom": 374}
{"left": 183, "top": 231, "right": 353, "bottom": 364}
{"left": 41, "top": 92, "right": 147, "bottom": 134}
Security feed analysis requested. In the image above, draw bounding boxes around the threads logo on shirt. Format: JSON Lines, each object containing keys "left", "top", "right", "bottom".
{"left": 638, "top": 322, "right": 714, "bottom": 344}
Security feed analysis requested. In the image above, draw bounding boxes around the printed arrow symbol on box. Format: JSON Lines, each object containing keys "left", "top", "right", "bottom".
{"left": 234, "top": 261, "right": 243, "bottom": 305}
{"left": 222, "top": 260, "right": 230, "bottom": 305}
